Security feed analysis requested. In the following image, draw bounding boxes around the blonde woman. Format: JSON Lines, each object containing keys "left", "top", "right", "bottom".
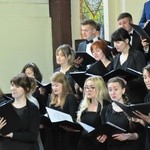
{"left": 77, "top": 76, "right": 110, "bottom": 150}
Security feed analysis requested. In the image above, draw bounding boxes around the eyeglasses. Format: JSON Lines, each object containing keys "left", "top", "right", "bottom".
{"left": 84, "top": 86, "right": 96, "bottom": 91}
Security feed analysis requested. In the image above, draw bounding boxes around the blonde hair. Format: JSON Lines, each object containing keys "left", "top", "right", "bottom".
{"left": 77, "top": 76, "right": 109, "bottom": 121}
{"left": 50, "top": 72, "right": 72, "bottom": 109}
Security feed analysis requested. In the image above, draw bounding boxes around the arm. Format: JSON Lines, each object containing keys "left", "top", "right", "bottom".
{"left": 133, "top": 110, "right": 150, "bottom": 125}
{"left": 64, "top": 94, "right": 78, "bottom": 119}
{"left": 112, "top": 132, "right": 138, "bottom": 141}
{"left": 139, "top": 3, "right": 147, "bottom": 28}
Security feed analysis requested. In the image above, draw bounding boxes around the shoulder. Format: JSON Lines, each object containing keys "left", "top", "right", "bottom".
{"left": 66, "top": 93, "right": 77, "bottom": 101}
{"left": 27, "top": 100, "right": 39, "bottom": 112}
{"left": 54, "top": 68, "right": 60, "bottom": 72}
{"left": 144, "top": 92, "right": 150, "bottom": 103}
{"left": 66, "top": 66, "right": 78, "bottom": 74}
{"left": 129, "top": 48, "right": 144, "bottom": 56}
{"left": 145, "top": 1, "right": 150, "bottom": 6}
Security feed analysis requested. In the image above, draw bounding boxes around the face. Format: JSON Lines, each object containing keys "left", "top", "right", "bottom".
{"left": 143, "top": 69, "right": 150, "bottom": 90}
{"left": 11, "top": 83, "right": 26, "bottom": 99}
{"left": 91, "top": 48, "right": 105, "bottom": 61}
{"left": 118, "top": 17, "right": 132, "bottom": 32}
{"left": 25, "top": 68, "right": 35, "bottom": 78}
{"left": 108, "top": 82, "right": 125, "bottom": 101}
{"left": 81, "top": 25, "right": 96, "bottom": 40}
{"left": 113, "top": 40, "right": 127, "bottom": 52}
{"left": 84, "top": 80, "right": 97, "bottom": 100}
{"left": 56, "top": 50, "right": 68, "bottom": 65}
{"left": 52, "top": 82, "right": 63, "bottom": 96}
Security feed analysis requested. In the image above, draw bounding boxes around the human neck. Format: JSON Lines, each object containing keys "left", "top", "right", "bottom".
{"left": 101, "top": 57, "right": 110, "bottom": 67}
{"left": 122, "top": 45, "right": 130, "bottom": 55}
{"left": 60, "top": 64, "right": 71, "bottom": 74}
{"left": 13, "top": 96, "right": 27, "bottom": 108}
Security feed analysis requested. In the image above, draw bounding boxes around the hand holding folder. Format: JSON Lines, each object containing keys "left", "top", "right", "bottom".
{"left": 130, "top": 23, "right": 150, "bottom": 42}
{"left": 75, "top": 52, "right": 96, "bottom": 66}
{"left": 36, "top": 80, "right": 51, "bottom": 94}
{"left": 0, "top": 100, "right": 24, "bottom": 135}
{"left": 89, "top": 122, "right": 126, "bottom": 138}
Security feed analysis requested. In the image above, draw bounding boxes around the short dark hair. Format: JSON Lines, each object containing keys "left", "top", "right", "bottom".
{"left": 81, "top": 19, "right": 97, "bottom": 29}
{"left": 96, "top": 23, "right": 101, "bottom": 31}
{"left": 117, "top": 12, "right": 133, "bottom": 21}
{"left": 111, "top": 28, "right": 130, "bottom": 43}
{"left": 10, "top": 73, "right": 36, "bottom": 94}
{"left": 21, "top": 63, "right": 43, "bottom": 82}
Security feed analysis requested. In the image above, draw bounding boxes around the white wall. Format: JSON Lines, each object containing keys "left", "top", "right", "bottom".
{"left": 0, "top": 0, "right": 53, "bottom": 93}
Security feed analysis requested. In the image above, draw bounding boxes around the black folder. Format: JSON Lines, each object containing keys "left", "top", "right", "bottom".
{"left": 45, "top": 107, "right": 126, "bottom": 137}
{"left": 102, "top": 68, "right": 142, "bottom": 82}
{"left": 90, "top": 121, "right": 126, "bottom": 138}
{"left": 0, "top": 100, "right": 24, "bottom": 135}
{"left": 36, "top": 80, "right": 51, "bottom": 94}
{"left": 75, "top": 52, "right": 96, "bottom": 66}
{"left": 131, "top": 23, "right": 150, "bottom": 42}
{"left": 86, "top": 61, "right": 108, "bottom": 76}
{"left": 114, "top": 101, "right": 150, "bottom": 118}
{"left": 69, "top": 71, "right": 94, "bottom": 88}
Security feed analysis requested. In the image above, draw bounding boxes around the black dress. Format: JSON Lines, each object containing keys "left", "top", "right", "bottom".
{"left": 144, "top": 92, "right": 150, "bottom": 150}
{"left": 101, "top": 104, "right": 145, "bottom": 150}
{"left": 113, "top": 48, "right": 147, "bottom": 104}
{"left": 77, "top": 103, "right": 107, "bottom": 150}
{"left": 43, "top": 93, "right": 80, "bottom": 150}
{"left": 0, "top": 100, "right": 40, "bottom": 150}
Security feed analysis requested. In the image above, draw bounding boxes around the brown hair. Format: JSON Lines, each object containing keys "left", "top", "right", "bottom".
{"left": 81, "top": 19, "right": 97, "bottom": 29}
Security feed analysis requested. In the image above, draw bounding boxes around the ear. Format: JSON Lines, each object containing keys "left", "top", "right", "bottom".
{"left": 92, "top": 28, "right": 97, "bottom": 34}
{"left": 67, "top": 55, "right": 71, "bottom": 60}
{"left": 122, "top": 88, "right": 126, "bottom": 95}
{"left": 124, "top": 38, "right": 129, "bottom": 44}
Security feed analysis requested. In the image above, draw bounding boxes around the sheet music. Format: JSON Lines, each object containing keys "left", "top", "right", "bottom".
{"left": 77, "top": 121, "right": 95, "bottom": 133}
{"left": 46, "top": 107, "right": 73, "bottom": 123}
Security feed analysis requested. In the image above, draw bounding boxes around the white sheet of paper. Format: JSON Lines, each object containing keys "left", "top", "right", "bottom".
{"left": 77, "top": 121, "right": 95, "bottom": 133}
{"left": 46, "top": 107, "right": 73, "bottom": 123}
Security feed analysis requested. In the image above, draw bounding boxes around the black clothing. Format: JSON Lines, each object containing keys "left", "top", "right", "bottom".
{"left": 77, "top": 102, "right": 108, "bottom": 150}
{"left": 0, "top": 100, "right": 40, "bottom": 150}
{"left": 43, "top": 94, "right": 79, "bottom": 150}
{"left": 101, "top": 104, "right": 145, "bottom": 150}
{"left": 144, "top": 92, "right": 150, "bottom": 150}
{"left": 113, "top": 48, "right": 147, "bottom": 104}
{"left": 77, "top": 38, "right": 113, "bottom": 70}
{"left": 132, "top": 30, "right": 150, "bottom": 62}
